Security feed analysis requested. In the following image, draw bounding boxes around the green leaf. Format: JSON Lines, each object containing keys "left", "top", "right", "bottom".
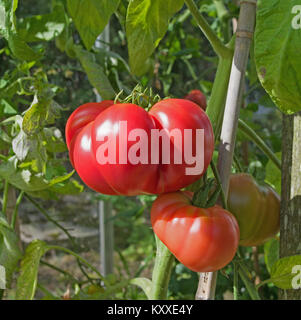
{"left": 0, "top": 156, "right": 74, "bottom": 192}
{"left": 0, "top": 160, "right": 48, "bottom": 191}
{"left": 67, "top": 0, "right": 120, "bottom": 50}
{"left": 74, "top": 45, "right": 115, "bottom": 100}
{"left": 15, "top": 240, "right": 49, "bottom": 300}
{"left": 73, "top": 280, "right": 130, "bottom": 300}
{"left": 265, "top": 152, "right": 281, "bottom": 194}
{"left": 49, "top": 179, "right": 83, "bottom": 195}
{"left": 46, "top": 179, "right": 84, "bottom": 198}
{"left": 18, "top": 3, "right": 66, "bottom": 42}
{"left": 126, "top": 0, "right": 184, "bottom": 76}
{"left": 23, "top": 94, "right": 61, "bottom": 136}
{"left": 0, "top": 99, "right": 17, "bottom": 114}
{"left": 264, "top": 238, "right": 279, "bottom": 274}
{"left": 0, "top": 212, "right": 22, "bottom": 287}
{"left": 26, "top": 136, "right": 48, "bottom": 173}
{"left": 255, "top": 0, "right": 301, "bottom": 114}
{"left": 270, "top": 255, "right": 301, "bottom": 289}
{"left": 26, "top": 179, "right": 83, "bottom": 199}
{"left": 0, "top": 0, "right": 41, "bottom": 61}
{"left": 43, "top": 127, "right": 67, "bottom": 153}
{"left": 48, "top": 170, "right": 75, "bottom": 186}
{"left": 7, "top": 32, "right": 42, "bottom": 61}
{"left": 130, "top": 277, "right": 152, "bottom": 299}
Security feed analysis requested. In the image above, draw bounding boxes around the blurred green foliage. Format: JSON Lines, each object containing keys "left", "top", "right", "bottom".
{"left": 0, "top": 0, "right": 282, "bottom": 300}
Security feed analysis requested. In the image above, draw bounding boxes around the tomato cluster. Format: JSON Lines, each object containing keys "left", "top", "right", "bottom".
{"left": 66, "top": 95, "right": 280, "bottom": 274}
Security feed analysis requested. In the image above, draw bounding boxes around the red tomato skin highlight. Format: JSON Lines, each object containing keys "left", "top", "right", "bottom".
{"left": 65, "top": 101, "right": 114, "bottom": 150}
{"left": 71, "top": 122, "right": 117, "bottom": 195}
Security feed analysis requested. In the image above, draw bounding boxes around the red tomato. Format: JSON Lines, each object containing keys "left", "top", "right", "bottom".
{"left": 66, "top": 99, "right": 214, "bottom": 195}
{"left": 184, "top": 90, "right": 207, "bottom": 111}
{"left": 151, "top": 191, "right": 240, "bottom": 272}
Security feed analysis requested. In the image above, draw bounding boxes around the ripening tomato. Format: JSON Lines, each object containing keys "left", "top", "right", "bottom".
{"left": 184, "top": 89, "right": 207, "bottom": 111}
{"left": 66, "top": 99, "right": 214, "bottom": 196}
{"left": 151, "top": 191, "right": 240, "bottom": 272}
{"left": 228, "top": 173, "right": 280, "bottom": 246}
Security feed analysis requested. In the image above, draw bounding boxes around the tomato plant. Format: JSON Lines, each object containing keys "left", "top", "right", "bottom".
{"left": 151, "top": 191, "right": 240, "bottom": 272}
{"left": 1, "top": 0, "right": 301, "bottom": 303}
{"left": 228, "top": 173, "right": 280, "bottom": 247}
{"left": 66, "top": 98, "right": 214, "bottom": 195}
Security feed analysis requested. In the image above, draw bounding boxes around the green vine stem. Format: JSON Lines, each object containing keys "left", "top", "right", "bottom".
{"left": 2, "top": 180, "right": 9, "bottom": 215}
{"left": 238, "top": 119, "right": 281, "bottom": 170}
{"left": 237, "top": 262, "right": 261, "bottom": 300}
{"left": 40, "top": 259, "right": 80, "bottom": 284}
{"left": 233, "top": 153, "right": 244, "bottom": 172}
{"left": 206, "top": 57, "right": 233, "bottom": 141}
{"left": 11, "top": 191, "right": 24, "bottom": 229}
{"left": 233, "top": 262, "right": 239, "bottom": 300}
{"left": 213, "top": 0, "right": 231, "bottom": 43}
{"left": 25, "top": 194, "right": 77, "bottom": 248}
{"left": 37, "top": 283, "right": 57, "bottom": 299}
{"left": 48, "top": 245, "right": 105, "bottom": 281}
{"left": 185, "top": 0, "right": 232, "bottom": 59}
{"left": 255, "top": 278, "right": 273, "bottom": 290}
{"left": 210, "top": 161, "right": 228, "bottom": 210}
{"left": 150, "top": 235, "right": 174, "bottom": 300}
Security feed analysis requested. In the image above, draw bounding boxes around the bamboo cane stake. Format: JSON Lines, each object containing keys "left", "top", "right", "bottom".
{"left": 195, "top": 0, "right": 257, "bottom": 300}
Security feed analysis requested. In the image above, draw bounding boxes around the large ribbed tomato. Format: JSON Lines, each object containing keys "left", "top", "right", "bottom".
{"left": 228, "top": 173, "right": 280, "bottom": 246}
{"left": 151, "top": 191, "right": 240, "bottom": 272}
{"left": 65, "top": 99, "right": 214, "bottom": 196}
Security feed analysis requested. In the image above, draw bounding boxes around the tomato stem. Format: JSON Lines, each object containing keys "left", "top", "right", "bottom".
{"left": 238, "top": 119, "right": 281, "bottom": 170}
{"left": 233, "top": 262, "right": 239, "bottom": 300}
{"left": 233, "top": 153, "right": 244, "bottom": 172}
{"left": 48, "top": 245, "right": 105, "bottom": 281}
{"left": 206, "top": 57, "right": 233, "bottom": 141}
{"left": 213, "top": 0, "right": 232, "bottom": 43}
{"left": 185, "top": 0, "right": 232, "bottom": 59}
{"left": 210, "top": 161, "right": 228, "bottom": 210}
{"left": 2, "top": 180, "right": 9, "bottom": 216}
{"left": 150, "top": 235, "right": 174, "bottom": 300}
{"left": 237, "top": 261, "right": 261, "bottom": 300}
{"left": 11, "top": 191, "right": 24, "bottom": 230}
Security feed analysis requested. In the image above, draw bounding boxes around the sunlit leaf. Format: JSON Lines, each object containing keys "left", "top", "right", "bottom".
{"left": 126, "top": 0, "right": 184, "bottom": 76}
